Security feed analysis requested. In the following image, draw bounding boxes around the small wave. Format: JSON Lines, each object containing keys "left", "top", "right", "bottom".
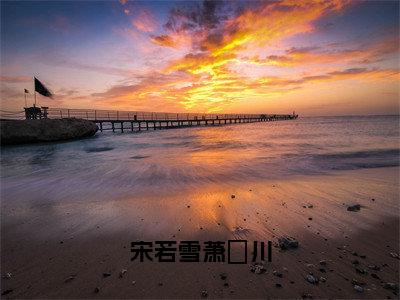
{"left": 130, "top": 155, "right": 150, "bottom": 160}
{"left": 315, "top": 149, "right": 399, "bottom": 160}
{"left": 311, "top": 148, "right": 400, "bottom": 171}
{"left": 85, "top": 147, "right": 114, "bottom": 153}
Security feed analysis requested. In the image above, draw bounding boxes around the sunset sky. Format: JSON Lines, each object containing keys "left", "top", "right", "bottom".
{"left": 1, "top": 0, "right": 399, "bottom": 115}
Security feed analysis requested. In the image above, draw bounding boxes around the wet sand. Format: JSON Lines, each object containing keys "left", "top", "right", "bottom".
{"left": 1, "top": 167, "right": 399, "bottom": 299}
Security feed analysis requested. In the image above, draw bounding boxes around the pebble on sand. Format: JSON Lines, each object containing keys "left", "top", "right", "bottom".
{"left": 306, "top": 274, "right": 318, "bottom": 284}
{"left": 347, "top": 204, "right": 361, "bottom": 212}
{"left": 354, "top": 285, "right": 364, "bottom": 293}
{"left": 231, "top": 195, "right": 236, "bottom": 199}
{"left": 250, "top": 263, "right": 266, "bottom": 274}
{"left": 389, "top": 252, "right": 399, "bottom": 259}
{"left": 1, "top": 289, "right": 13, "bottom": 296}
{"left": 278, "top": 236, "right": 299, "bottom": 250}
{"left": 273, "top": 271, "right": 283, "bottom": 278}
{"left": 64, "top": 275, "right": 76, "bottom": 283}
{"left": 383, "top": 282, "right": 399, "bottom": 292}
{"left": 119, "top": 269, "right": 127, "bottom": 278}
{"left": 301, "top": 293, "right": 313, "bottom": 299}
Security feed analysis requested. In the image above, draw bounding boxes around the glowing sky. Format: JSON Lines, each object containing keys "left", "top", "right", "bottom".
{"left": 1, "top": 0, "right": 399, "bottom": 115}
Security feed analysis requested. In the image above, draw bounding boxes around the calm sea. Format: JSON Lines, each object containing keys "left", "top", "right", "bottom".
{"left": 1, "top": 116, "right": 399, "bottom": 202}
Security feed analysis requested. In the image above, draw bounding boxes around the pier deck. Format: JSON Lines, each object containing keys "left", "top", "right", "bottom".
{"left": 48, "top": 109, "right": 298, "bottom": 132}
{"left": 0, "top": 108, "right": 298, "bottom": 133}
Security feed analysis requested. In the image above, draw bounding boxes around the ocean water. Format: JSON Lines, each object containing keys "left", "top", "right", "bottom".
{"left": 1, "top": 116, "right": 399, "bottom": 203}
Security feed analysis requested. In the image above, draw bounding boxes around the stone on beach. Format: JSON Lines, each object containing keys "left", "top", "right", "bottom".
{"left": 306, "top": 274, "right": 318, "bottom": 284}
{"left": 354, "top": 285, "right": 364, "bottom": 293}
{"left": 383, "top": 282, "right": 399, "bottom": 293}
{"left": 278, "top": 236, "right": 299, "bottom": 250}
{"left": 119, "top": 269, "right": 127, "bottom": 278}
{"left": 347, "top": 204, "right": 361, "bottom": 212}
{"left": 250, "top": 263, "right": 266, "bottom": 274}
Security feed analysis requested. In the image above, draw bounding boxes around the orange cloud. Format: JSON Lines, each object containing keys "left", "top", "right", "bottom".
{"left": 131, "top": 9, "right": 157, "bottom": 33}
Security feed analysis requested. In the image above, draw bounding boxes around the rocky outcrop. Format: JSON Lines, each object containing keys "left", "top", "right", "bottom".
{"left": 1, "top": 118, "right": 98, "bottom": 145}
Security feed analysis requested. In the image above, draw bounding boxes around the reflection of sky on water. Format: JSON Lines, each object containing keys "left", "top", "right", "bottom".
{"left": 1, "top": 116, "right": 399, "bottom": 206}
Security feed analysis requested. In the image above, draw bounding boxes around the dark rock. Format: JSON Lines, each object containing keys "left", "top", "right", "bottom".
{"left": 384, "top": 283, "right": 399, "bottom": 293}
{"left": 64, "top": 275, "right": 76, "bottom": 283}
{"left": 306, "top": 274, "right": 318, "bottom": 284}
{"left": 1, "top": 289, "right": 13, "bottom": 296}
{"left": 220, "top": 273, "right": 227, "bottom": 280}
{"left": 201, "top": 290, "right": 208, "bottom": 297}
{"left": 354, "top": 285, "right": 363, "bottom": 293}
{"left": 278, "top": 236, "right": 299, "bottom": 250}
{"left": 250, "top": 263, "right": 266, "bottom": 274}
{"left": 347, "top": 204, "right": 361, "bottom": 212}
{"left": 103, "top": 272, "right": 111, "bottom": 278}
{"left": 273, "top": 271, "right": 283, "bottom": 278}
{"left": 223, "top": 282, "right": 229, "bottom": 287}
{"left": 352, "top": 279, "right": 366, "bottom": 286}
{"left": 371, "top": 273, "right": 380, "bottom": 279}
{"left": 1, "top": 118, "right": 98, "bottom": 145}
{"left": 275, "top": 283, "right": 282, "bottom": 288}
{"left": 119, "top": 269, "right": 127, "bottom": 278}
{"left": 368, "top": 265, "right": 380, "bottom": 271}
{"left": 94, "top": 287, "right": 100, "bottom": 293}
{"left": 231, "top": 195, "right": 235, "bottom": 199}
{"left": 301, "top": 293, "right": 313, "bottom": 299}
{"left": 355, "top": 267, "right": 367, "bottom": 275}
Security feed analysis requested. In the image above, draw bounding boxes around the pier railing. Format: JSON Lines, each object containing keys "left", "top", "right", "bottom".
{"left": 45, "top": 108, "right": 269, "bottom": 121}
{"left": 0, "top": 108, "right": 297, "bottom": 122}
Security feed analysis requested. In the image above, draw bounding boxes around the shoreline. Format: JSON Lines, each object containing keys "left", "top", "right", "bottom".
{"left": 1, "top": 167, "right": 399, "bottom": 298}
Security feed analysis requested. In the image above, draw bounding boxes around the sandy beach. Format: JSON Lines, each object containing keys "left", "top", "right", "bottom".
{"left": 2, "top": 166, "right": 399, "bottom": 299}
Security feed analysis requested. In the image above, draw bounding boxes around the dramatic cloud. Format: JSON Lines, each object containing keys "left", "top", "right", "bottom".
{"left": 2, "top": 0, "right": 398, "bottom": 114}
{"left": 100, "top": 0, "right": 399, "bottom": 112}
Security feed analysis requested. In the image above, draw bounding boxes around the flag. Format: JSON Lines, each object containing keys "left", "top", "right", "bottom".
{"left": 24, "top": 89, "right": 29, "bottom": 93}
{"left": 34, "top": 77, "right": 53, "bottom": 98}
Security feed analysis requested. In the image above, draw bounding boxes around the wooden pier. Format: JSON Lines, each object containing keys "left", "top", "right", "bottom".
{"left": 0, "top": 108, "right": 298, "bottom": 132}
